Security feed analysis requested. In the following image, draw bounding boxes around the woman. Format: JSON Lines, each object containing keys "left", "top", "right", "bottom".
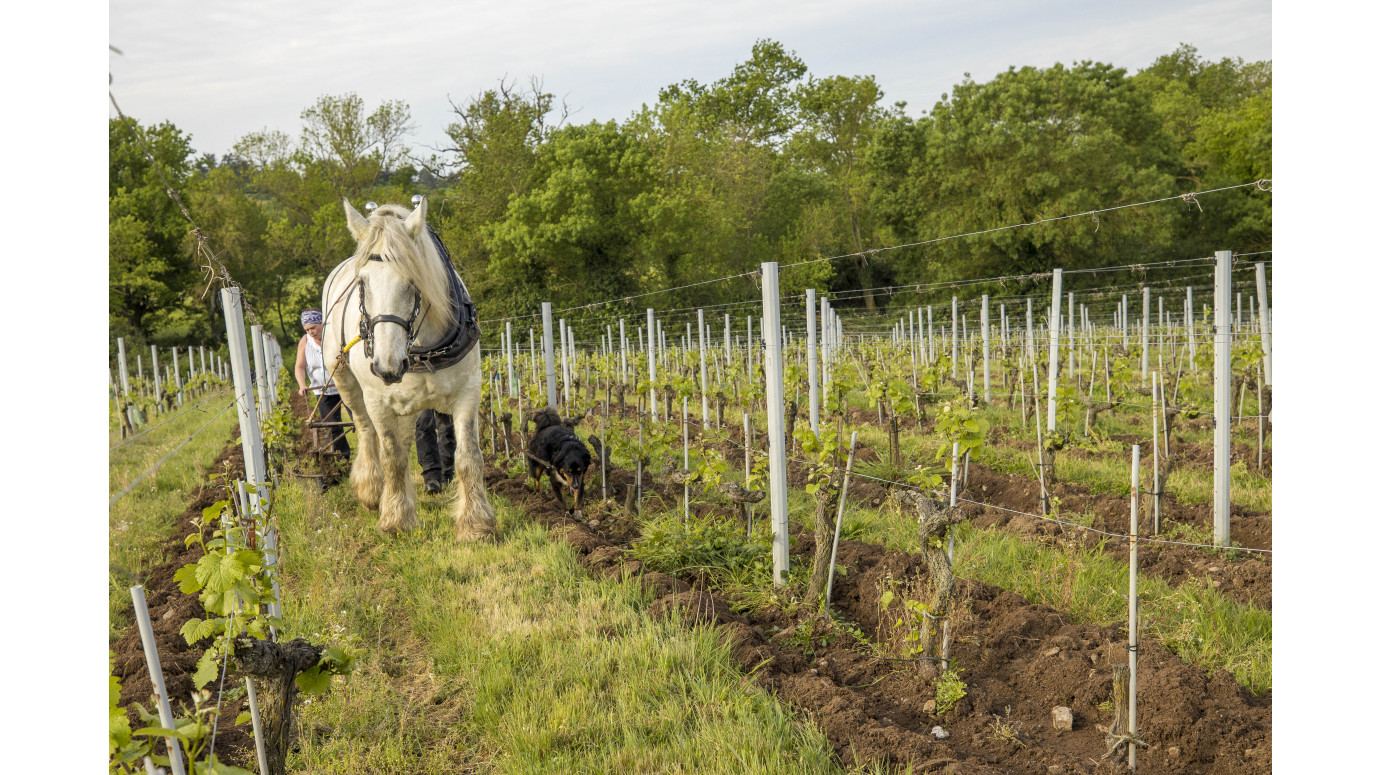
{"left": 294, "top": 309, "right": 351, "bottom": 462}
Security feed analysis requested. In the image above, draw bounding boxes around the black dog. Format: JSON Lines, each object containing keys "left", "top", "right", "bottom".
{"left": 527, "top": 408, "right": 592, "bottom": 512}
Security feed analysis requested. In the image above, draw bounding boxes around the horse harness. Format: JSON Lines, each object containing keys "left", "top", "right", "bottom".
{"left": 341, "top": 225, "right": 481, "bottom": 373}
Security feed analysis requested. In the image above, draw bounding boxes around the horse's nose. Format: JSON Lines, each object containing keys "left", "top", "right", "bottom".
{"left": 370, "top": 361, "right": 406, "bottom": 385}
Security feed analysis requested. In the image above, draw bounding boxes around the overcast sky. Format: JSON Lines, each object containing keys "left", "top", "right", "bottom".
{"left": 109, "top": 0, "right": 1270, "bottom": 161}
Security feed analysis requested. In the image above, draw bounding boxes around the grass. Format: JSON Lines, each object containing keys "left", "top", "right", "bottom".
{"left": 840, "top": 407, "right": 1272, "bottom": 514}
{"left": 108, "top": 394, "right": 240, "bottom": 640}
{"left": 275, "top": 459, "right": 854, "bottom": 773}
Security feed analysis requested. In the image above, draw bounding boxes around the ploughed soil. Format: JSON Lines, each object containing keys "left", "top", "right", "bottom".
{"left": 583, "top": 406, "right": 1272, "bottom": 611}
{"left": 486, "top": 459, "right": 1271, "bottom": 775}
{"left": 110, "top": 428, "right": 255, "bottom": 769}
{"left": 110, "top": 390, "right": 319, "bottom": 769}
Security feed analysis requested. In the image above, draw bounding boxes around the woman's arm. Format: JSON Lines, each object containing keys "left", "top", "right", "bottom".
{"left": 294, "top": 337, "right": 310, "bottom": 396}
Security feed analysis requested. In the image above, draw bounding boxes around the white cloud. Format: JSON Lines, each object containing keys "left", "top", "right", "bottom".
{"left": 109, "top": 0, "right": 1270, "bottom": 157}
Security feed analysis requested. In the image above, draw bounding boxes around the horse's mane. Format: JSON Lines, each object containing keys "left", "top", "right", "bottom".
{"left": 348, "top": 204, "right": 456, "bottom": 333}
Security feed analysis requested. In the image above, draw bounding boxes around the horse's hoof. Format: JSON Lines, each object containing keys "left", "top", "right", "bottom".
{"left": 455, "top": 527, "right": 495, "bottom": 543}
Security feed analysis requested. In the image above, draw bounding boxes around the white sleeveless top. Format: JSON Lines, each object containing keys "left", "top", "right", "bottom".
{"left": 303, "top": 334, "right": 337, "bottom": 396}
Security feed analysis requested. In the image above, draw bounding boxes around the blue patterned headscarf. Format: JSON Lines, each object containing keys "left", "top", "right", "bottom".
{"left": 301, "top": 310, "right": 323, "bottom": 327}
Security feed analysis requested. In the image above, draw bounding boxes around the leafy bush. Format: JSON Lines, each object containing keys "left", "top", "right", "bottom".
{"left": 935, "top": 666, "right": 967, "bottom": 715}
{"left": 631, "top": 513, "right": 768, "bottom": 579}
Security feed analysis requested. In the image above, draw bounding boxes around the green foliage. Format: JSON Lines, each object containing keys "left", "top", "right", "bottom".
{"left": 110, "top": 654, "right": 150, "bottom": 773}
{"left": 174, "top": 474, "right": 355, "bottom": 696}
{"left": 795, "top": 422, "right": 842, "bottom": 494}
{"left": 128, "top": 689, "right": 257, "bottom": 775}
{"left": 630, "top": 513, "right": 767, "bottom": 579}
{"left": 933, "top": 399, "right": 989, "bottom": 463}
{"left": 871, "top": 61, "right": 1182, "bottom": 286}
{"left": 111, "top": 41, "right": 1268, "bottom": 348}
{"left": 875, "top": 576, "right": 929, "bottom": 660}
{"left": 934, "top": 667, "right": 968, "bottom": 715}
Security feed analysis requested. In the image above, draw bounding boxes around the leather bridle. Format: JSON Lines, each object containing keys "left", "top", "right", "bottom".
{"left": 357, "top": 254, "right": 422, "bottom": 359}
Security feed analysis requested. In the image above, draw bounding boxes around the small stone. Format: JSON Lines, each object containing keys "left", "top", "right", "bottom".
{"left": 923, "top": 699, "right": 937, "bottom": 715}
{"left": 1042, "top": 646, "right": 1061, "bottom": 658}
{"left": 1090, "top": 652, "right": 1098, "bottom": 663}
{"left": 1051, "top": 706, "right": 1074, "bottom": 732}
{"left": 1245, "top": 748, "right": 1259, "bottom": 758}
{"left": 1048, "top": 766, "right": 1066, "bottom": 775}
{"left": 1168, "top": 747, "right": 1181, "bottom": 758}
{"left": 931, "top": 726, "right": 950, "bottom": 739}
{"left": 588, "top": 519, "right": 601, "bottom": 528}
{"left": 1208, "top": 565, "right": 1222, "bottom": 573}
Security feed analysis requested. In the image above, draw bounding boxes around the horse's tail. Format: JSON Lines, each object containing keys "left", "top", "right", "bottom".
{"left": 532, "top": 407, "right": 562, "bottom": 432}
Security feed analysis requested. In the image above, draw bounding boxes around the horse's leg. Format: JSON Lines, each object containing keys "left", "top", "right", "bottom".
{"left": 451, "top": 364, "right": 496, "bottom": 541}
{"left": 374, "top": 407, "right": 419, "bottom": 533}
{"left": 336, "top": 373, "right": 382, "bottom": 510}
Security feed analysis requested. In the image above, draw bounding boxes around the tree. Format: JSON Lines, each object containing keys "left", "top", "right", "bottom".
{"left": 297, "top": 93, "right": 416, "bottom": 194}
{"left": 1134, "top": 45, "right": 1272, "bottom": 254}
{"left": 430, "top": 78, "right": 558, "bottom": 287}
{"left": 658, "top": 38, "right": 807, "bottom": 148}
{"left": 870, "top": 62, "right": 1182, "bottom": 293}
{"left": 484, "top": 121, "right": 656, "bottom": 317}
{"left": 790, "top": 74, "right": 891, "bottom": 308}
{"left": 108, "top": 118, "right": 197, "bottom": 342}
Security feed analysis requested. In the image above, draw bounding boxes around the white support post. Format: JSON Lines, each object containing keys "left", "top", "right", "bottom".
{"left": 806, "top": 289, "right": 820, "bottom": 435}
{"left": 541, "top": 303, "right": 557, "bottom": 409}
{"left": 251, "top": 325, "right": 271, "bottom": 418}
{"left": 1141, "top": 286, "right": 1151, "bottom": 384}
{"left": 506, "top": 321, "right": 517, "bottom": 398}
{"left": 747, "top": 315, "right": 754, "bottom": 375}
{"left": 646, "top": 308, "right": 658, "bottom": 422}
{"left": 723, "top": 314, "right": 731, "bottom": 360}
{"left": 1186, "top": 286, "right": 1196, "bottom": 366}
{"left": 222, "top": 288, "right": 268, "bottom": 514}
{"left": 1025, "top": 298, "right": 1035, "bottom": 365}
{"left": 253, "top": 324, "right": 271, "bottom": 416}
{"left": 151, "top": 345, "right": 162, "bottom": 409}
{"left": 698, "top": 309, "right": 709, "bottom": 425}
{"left": 530, "top": 327, "right": 538, "bottom": 383}
{"left": 620, "top": 318, "right": 629, "bottom": 384}
{"left": 1213, "top": 252, "right": 1232, "bottom": 546}
{"left": 950, "top": 296, "right": 958, "bottom": 380}
{"left": 131, "top": 586, "right": 187, "bottom": 775}
{"left": 1129, "top": 444, "right": 1141, "bottom": 773}
{"left": 1046, "top": 269, "right": 1063, "bottom": 433}
{"left": 927, "top": 305, "right": 935, "bottom": 363}
{"left": 1067, "top": 291, "right": 1075, "bottom": 381}
{"left": 761, "top": 262, "right": 789, "bottom": 586}
{"left": 117, "top": 338, "right": 132, "bottom": 397}
{"left": 171, "top": 348, "right": 183, "bottom": 406}
{"left": 558, "top": 318, "right": 569, "bottom": 408}
{"left": 1255, "top": 262, "right": 1272, "bottom": 386}
{"left": 200, "top": 345, "right": 207, "bottom": 378}
{"left": 981, "top": 294, "right": 991, "bottom": 403}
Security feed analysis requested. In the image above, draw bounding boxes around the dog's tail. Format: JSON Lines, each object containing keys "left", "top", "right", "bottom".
{"left": 532, "top": 406, "right": 562, "bottom": 431}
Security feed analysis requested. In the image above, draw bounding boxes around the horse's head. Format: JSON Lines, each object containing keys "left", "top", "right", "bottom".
{"left": 343, "top": 198, "right": 455, "bottom": 385}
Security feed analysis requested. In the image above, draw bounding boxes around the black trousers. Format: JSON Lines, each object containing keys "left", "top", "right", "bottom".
{"left": 318, "top": 392, "right": 352, "bottom": 460}
{"left": 416, "top": 410, "right": 455, "bottom": 483}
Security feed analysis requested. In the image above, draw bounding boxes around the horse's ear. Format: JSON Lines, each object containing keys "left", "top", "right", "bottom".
{"left": 343, "top": 198, "right": 369, "bottom": 240}
{"left": 403, "top": 196, "right": 426, "bottom": 238}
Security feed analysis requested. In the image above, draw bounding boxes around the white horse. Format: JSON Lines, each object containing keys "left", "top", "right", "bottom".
{"left": 321, "top": 198, "right": 495, "bottom": 540}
